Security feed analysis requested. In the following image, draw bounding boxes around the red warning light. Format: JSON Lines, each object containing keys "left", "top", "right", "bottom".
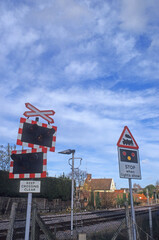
{"left": 131, "top": 152, "right": 135, "bottom": 157}
{"left": 122, "top": 151, "right": 126, "bottom": 156}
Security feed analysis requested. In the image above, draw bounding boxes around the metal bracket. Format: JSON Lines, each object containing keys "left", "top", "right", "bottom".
{"left": 68, "top": 157, "right": 82, "bottom": 168}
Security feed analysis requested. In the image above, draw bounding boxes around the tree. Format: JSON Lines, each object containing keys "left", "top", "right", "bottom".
{"left": 67, "top": 169, "right": 87, "bottom": 186}
{"left": 116, "top": 193, "right": 127, "bottom": 207}
{"left": 143, "top": 184, "right": 155, "bottom": 198}
{"left": 0, "top": 144, "right": 15, "bottom": 171}
{"left": 101, "top": 192, "right": 114, "bottom": 208}
{"left": 133, "top": 183, "right": 142, "bottom": 191}
{"left": 95, "top": 192, "right": 101, "bottom": 209}
{"left": 59, "top": 172, "right": 70, "bottom": 179}
{"left": 155, "top": 181, "right": 159, "bottom": 199}
{"left": 116, "top": 195, "right": 124, "bottom": 207}
{"left": 88, "top": 191, "right": 94, "bottom": 209}
{"left": 156, "top": 180, "right": 159, "bottom": 187}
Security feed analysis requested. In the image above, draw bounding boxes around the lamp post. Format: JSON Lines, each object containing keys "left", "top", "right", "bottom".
{"left": 58, "top": 149, "right": 75, "bottom": 238}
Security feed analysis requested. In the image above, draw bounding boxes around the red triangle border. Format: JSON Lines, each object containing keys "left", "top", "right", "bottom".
{"left": 117, "top": 126, "right": 139, "bottom": 149}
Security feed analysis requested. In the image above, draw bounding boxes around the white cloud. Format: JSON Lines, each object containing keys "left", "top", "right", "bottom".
{"left": 142, "top": 159, "right": 149, "bottom": 164}
{"left": 1, "top": 86, "right": 159, "bottom": 150}
{"left": 120, "top": 0, "right": 148, "bottom": 32}
{"left": 0, "top": 0, "right": 159, "bottom": 188}
{"left": 65, "top": 61, "right": 98, "bottom": 80}
{"left": 113, "top": 33, "right": 138, "bottom": 64}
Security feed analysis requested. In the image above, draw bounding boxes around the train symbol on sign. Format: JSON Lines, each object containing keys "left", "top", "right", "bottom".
{"left": 122, "top": 138, "right": 133, "bottom": 146}
{"left": 125, "top": 134, "right": 131, "bottom": 139}
{"left": 122, "top": 134, "right": 133, "bottom": 146}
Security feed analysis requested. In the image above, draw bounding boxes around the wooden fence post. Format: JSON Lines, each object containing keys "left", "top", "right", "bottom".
{"left": 31, "top": 204, "right": 40, "bottom": 240}
{"left": 35, "top": 213, "right": 55, "bottom": 240}
{"left": 6, "top": 202, "right": 17, "bottom": 240}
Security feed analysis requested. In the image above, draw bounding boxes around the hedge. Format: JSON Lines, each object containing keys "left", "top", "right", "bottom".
{"left": 0, "top": 170, "right": 71, "bottom": 201}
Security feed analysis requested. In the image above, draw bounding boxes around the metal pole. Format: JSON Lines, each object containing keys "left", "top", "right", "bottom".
{"left": 71, "top": 151, "right": 75, "bottom": 238}
{"left": 146, "top": 188, "right": 149, "bottom": 205}
{"left": 25, "top": 192, "right": 32, "bottom": 240}
{"left": 155, "top": 192, "right": 157, "bottom": 204}
{"left": 25, "top": 117, "right": 36, "bottom": 240}
{"left": 125, "top": 201, "right": 131, "bottom": 240}
{"left": 129, "top": 178, "right": 136, "bottom": 240}
{"left": 149, "top": 207, "right": 153, "bottom": 238}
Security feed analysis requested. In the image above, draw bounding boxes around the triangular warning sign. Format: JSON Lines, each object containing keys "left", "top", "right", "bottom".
{"left": 117, "top": 126, "right": 139, "bottom": 149}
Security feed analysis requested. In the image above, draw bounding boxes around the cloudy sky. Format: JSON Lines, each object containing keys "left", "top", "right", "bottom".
{"left": 1, "top": 0, "right": 159, "bottom": 188}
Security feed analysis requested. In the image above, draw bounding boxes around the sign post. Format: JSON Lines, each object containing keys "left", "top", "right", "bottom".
{"left": 25, "top": 192, "right": 32, "bottom": 240}
{"left": 20, "top": 180, "right": 41, "bottom": 240}
{"left": 117, "top": 126, "right": 141, "bottom": 240}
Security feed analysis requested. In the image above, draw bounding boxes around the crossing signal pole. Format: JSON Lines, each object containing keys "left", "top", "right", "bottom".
{"left": 9, "top": 103, "right": 57, "bottom": 240}
{"left": 117, "top": 126, "right": 141, "bottom": 240}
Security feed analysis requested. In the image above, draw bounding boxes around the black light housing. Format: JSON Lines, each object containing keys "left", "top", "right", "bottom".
{"left": 21, "top": 122, "right": 55, "bottom": 148}
{"left": 11, "top": 152, "right": 43, "bottom": 174}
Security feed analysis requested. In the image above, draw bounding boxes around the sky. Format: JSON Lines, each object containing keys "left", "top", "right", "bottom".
{"left": 0, "top": 0, "right": 159, "bottom": 189}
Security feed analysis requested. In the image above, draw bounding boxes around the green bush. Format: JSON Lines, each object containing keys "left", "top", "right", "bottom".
{"left": 40, "top": 177, "right": 71, "bottom": 201}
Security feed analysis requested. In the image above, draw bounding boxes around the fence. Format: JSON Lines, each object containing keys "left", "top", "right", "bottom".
{"left": 85, "top": 207, "right": 159, "bottom": 240}
{"left": 2, "top": 202, "right": 159, "bottom": 240}
{"left": 54, "top": 206, "right": 159, "bottom": 240}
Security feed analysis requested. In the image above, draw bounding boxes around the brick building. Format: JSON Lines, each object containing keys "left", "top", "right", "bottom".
{"left": 76, "top": 174, "right": 116, "bottom": 208}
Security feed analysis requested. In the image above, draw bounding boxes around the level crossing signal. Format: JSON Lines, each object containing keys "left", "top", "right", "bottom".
{"left": 17, "top": 117, "right": 57, "bottom": 152}
{"left": 9, "top": 103, "right": 57, "bottom": 179}
{"left": 21, "top": 122, "right": 55, "bottom": 147}
{"left": 11, "top": 152, "right": 43, "bottom": 174}
{"left": 9, "top": 149, "right": 47, "bottom": 179}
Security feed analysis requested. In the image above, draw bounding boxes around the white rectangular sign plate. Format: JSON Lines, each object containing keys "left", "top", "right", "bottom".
{"left": 118, "top": 148, "right": 141, "bottom": 179}
{"left": 20, "top": 180, "right": 41, "bottom": 193}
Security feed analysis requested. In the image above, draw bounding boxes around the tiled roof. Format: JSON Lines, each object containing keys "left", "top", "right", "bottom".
{"left": 86, "top": 178, "right": 112, "bottom": 191}
{"left": 114, "top": 190, "right": 125, "bottom": 193}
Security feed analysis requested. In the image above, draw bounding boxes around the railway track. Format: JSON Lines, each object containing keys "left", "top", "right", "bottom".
{"left": 0, "top": 204, "right": 158, "bottom": 239}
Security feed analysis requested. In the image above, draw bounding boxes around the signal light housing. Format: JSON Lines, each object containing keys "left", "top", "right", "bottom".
{"left": 17, "top": 118, "right": 57, "bottom": 152}
{"left": 9, "top": 149, "right": 47, "bottom": 179}
{"left": 21, "top": 122, "right": 55, "bottom": 148}
{"left": 11, "top": 152, "right": 43, "bottom": 174}
{"left": 120, "top": 149, "right": 137, "bottom": 163}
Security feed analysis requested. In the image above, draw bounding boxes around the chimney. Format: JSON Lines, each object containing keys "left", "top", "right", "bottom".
{"left": 86, "top": 174, "right": 92, "bottom": 181}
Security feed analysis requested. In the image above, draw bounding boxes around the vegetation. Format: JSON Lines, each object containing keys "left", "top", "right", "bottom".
{"left": 116, "top": 193, "right": 126, "bottom": 207}
{"left": 116, "top": 193, "right": 140, "bottom": 207}
{"left": 143, "top": 184, "right": 156, "bottom": 198}
{"left": 87, "top": 191, "right": 94, "bottom": 209}
{"left": 95, "top": 192, "right": 101, "bottom": 209}
{"left": 40, "top": 177, "right": 71, "bottom": 201}
{"left": 0, "top": 170, "right": 71, "bottom": 201}
{"left": 0, "top": 170, "right": 20, "bottom": 197}
{"left": 101, "top": 192, "right": 114, "bottom": 208}
{"left": 67, "top": 169, "right": 87, "bottom": 186}
{"left": 0, "top": 144, "right": 15, "bottom": 171}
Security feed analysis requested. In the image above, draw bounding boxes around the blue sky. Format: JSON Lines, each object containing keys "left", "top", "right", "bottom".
{"left": 1, "top": 0, "right": 159, "bottom": 189}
